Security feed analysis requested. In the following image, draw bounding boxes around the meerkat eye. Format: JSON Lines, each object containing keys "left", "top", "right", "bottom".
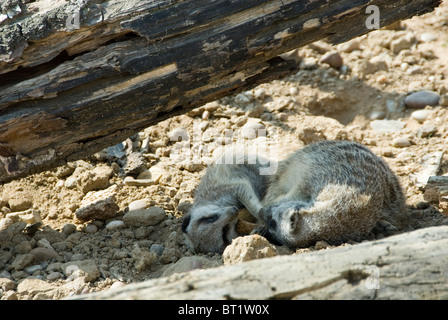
{"left": 200, "top": 214, "right": 219, "bottom": 224}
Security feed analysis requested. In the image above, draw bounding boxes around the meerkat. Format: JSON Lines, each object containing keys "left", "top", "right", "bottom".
{"left": 182, "top": 151, "right": 275, "bottom": 254}
{"left": 257, "top": 140, "right": 407, "bottom": 249}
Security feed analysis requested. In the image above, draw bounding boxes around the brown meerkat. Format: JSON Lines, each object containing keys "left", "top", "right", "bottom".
{"left": 182, "top": 151, "right": 276, "bottom": 254}
{"left": 257, "top": 140, "right": 407, "bottom": 249}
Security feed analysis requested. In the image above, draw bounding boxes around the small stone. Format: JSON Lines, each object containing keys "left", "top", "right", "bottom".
{"left": 75, "top": 185, "right": 119, "bottom": 222}
{"left": 10, "top": 254, "right": 34, "bottom": 271}
{"left": 6, "top": 209, "right": 41, "bottom": 225}
{"left": 79, "top": 165, "right": 113, "bottom": 194}
{"left": 241, "top": 121, "right": 266, "bottom": 139}
{"left": 0, "top": 278, "right": 15, "bottom": 291}
{"left": 24, "top": 264, "right": 42, "bottom": 274}
{"left": 7, "top": 193, "right": 33, "bottom": 212}
{"left": 131, "top": 247, "right": 156, "bottom": 272}
{"left": 416, "top": 124, "right": 437, "bottom": 138}
{"left": 411, "top": 109, "right": 432, "bottom": 123}
{"left": 62, "top": 224, "right": 77, "bottom": 237}
{"left": 222, "top": 235, "right": 278, "bottom": 266}
{"left": 122, "top": 207, "right": 166, "bottom": 227}
{"left": 84, "top": 223, "right": 98, "bottom": 234}
{"left": 62, "top": 260, "right": 100, "bottom": 283}
{"left": 137, "top": 170, "right": 152, "bottom": 179}
{"left": 404, "top": 90, "right": 440, "bottom": 109}
{"left": 0, "top": 217, "right": 13, "bottom": 231}
{"left": 289, "top": 87, "right": 298, "bottom": 95}
{"left": 16, "top": 278, "right": 58, "bottom": 299}
{"left": 370, "top": 119, "right": 405, "bottom": 132}
{"left": 392, "top": 137, "right": 411, "bottom": 148}
{"left": 105, "top": 220, "right": 125, "bottom": 230}
{"left": 168, "top": 127, "right": 189, "bottom": 142}
{"left": 202, "top": 110, "right": 210, "bottom": 120}
{"left": 369, "top": 110, "right": 386, "bottom": 120}
{"left": 123, "top": 152, "right": 147, "bottom": 176}
{"left": 390, "top": 33, "right": 415, "bottom": 54}
{"left": 123, "top": 176, "right": 155, "bottom": 187}
{"left": 128, "top": 199, "right": 150, "bottom": 211}
{"left": 314, "top": 240, "right": 330, "bottom": 250}
{"left": 181, "top": 161, "right": 204, "bottom": 172}
{"left": 386, "top": 100, "right": 399, "bottom": 113}
{"left": 420, "top": 32, "right": 437, "bottom": 42}
{"left": 30, "top": 247, "right": 58, "bottom": 262}
{"left": 47, "top": 272, "right": 63, "bottom": 281}
{"left": 320, "top": 51, "right": 343, "bottom": 68}
{"left": 253, "top": 88, "right": 266, "bottom": 100}
{"left": 337, "top": 39, "right": 361, "bottom": 52}
{"left": 149, "top": 244, "right": 164, "bottom": 256}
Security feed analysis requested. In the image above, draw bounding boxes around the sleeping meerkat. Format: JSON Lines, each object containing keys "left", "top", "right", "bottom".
{"left": 258, "top": 140, "right": 407, "bottom": 249}
{"left": 182, "top": 152, "right": 275, "bottom": 254}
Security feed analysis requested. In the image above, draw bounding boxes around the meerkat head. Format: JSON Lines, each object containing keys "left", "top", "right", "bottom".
{"left": 258, "top": 201, "right": 309, "bottom": 248}
{"left": 181, "top": 205, "right": 239, "bottom": 254}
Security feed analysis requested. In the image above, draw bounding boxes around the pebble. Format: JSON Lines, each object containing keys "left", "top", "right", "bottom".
{"left": 128, "top": 199, "right": 151, "bottom": 211}
{"left": 106, "top": 220, "right": 125, "bottom": 230}
{"left": 390, "top": 32, "right": 415, "bottom": 54}
{"left": 122, "top": 207, "right": 166, "bottom": 227}
{"left": 222, "top": 235, "right": 278, "bottom": 266}
{"left": 320, "top": 51, "right": 343, "bottom": 69}
{"left": 7, "top": 193, "right": 33, "bottom": 212}
{"left": 404, "top": 90, "right": 440, "bottom": 108}
{"left": 10, "top": 254, "right": 34, "bottom": 271}
{"left": 168, "top": 127, "right": 189, "bottom": 142}
{"left": 149, "top": 244, "right": 164, "bottom": 256}
{"left": 253, "top": 88, "right": 266, "bottom": 100}
{"left": 24, "top": 264, "right": 42, "bottom": 274}
{"left": 84, "top": 223, "right": 98, "bottom": 234}
{"left": 6, "top": 209, "right": 42, "bottom": 225}
{"left": 241, "top": 121, "right": 266, "bottom": 139}
{"left": 392, "top": 137, "right": 411, "bottom": 148}
{"left": 62, "top": 259, "right": 100, "bottom": 283}
{"left": 75, "top": 185, "right": 119, "bottom": 222}
{"left": 123, "top": 176, "right": 155, "bottom": 187}
{"left": 416, "top": 124, "right": 437, "bottom": 138}
{"left": 337, "top": 39, "right": 360, "bottom": 52}
{"left": 369, "top": 110, "right": 386, "bottom": 120}
{"left": 370, "top": 119, "right": 405, "bottom": 132}
{"left": 47, "top": 272, "right": 63, "bottom": 281}
{"left": 411, "top": 109, "right": 432, "bottom": 123}
{"left": 420, "top": 32, "right": 437, "bottom": 42}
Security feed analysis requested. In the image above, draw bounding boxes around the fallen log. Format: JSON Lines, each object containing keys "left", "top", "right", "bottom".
{"left": 0, "top": 0, "right": 441, "bottom": 183}
{"left": 70, "top": 226, "right": 448, "bottom": 300}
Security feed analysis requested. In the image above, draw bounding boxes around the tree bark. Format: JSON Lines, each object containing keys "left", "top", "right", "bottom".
{"left": 69, "top": 226, "right": 448, "bottom": 300}
{"left": 0, "top": 0, "right": 441, "bottom": 183}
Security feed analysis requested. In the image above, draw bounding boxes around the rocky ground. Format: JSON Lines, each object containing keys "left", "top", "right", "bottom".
{"left": 1, "top": 2, "right": 448, "bottom": 300}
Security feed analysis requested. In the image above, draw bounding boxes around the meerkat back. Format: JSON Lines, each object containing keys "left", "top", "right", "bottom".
{"left": 260, "top": 140, "right": 407, "bottom": 248}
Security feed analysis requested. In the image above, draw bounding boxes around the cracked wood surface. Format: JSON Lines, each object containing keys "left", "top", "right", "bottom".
{"left": 71, "top": 226, "right": 448, "bottom": 300}
{"left": 0, "top": 0, "right": 441, "bottom": 183}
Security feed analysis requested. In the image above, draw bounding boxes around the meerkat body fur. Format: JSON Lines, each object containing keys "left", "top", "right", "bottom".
{"left": 259, "top": 140, "right": 407, "bottom": 249}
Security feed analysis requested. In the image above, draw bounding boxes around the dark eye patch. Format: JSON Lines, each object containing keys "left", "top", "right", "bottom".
{"left": 199, "top": 214, "right": 219, "bottom": 224}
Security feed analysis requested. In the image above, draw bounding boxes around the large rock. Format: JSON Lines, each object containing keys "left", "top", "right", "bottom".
{"left": 71, "top": 226, "right": 448, "bottom": 300}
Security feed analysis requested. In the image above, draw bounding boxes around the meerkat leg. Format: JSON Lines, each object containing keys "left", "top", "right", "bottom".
{"left": 234, "top": 181, "right": 264, "bottom": 222}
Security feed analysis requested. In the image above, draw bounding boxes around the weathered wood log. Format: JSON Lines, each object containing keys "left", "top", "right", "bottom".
{"left": 0, "top": 0, "right": 441, "bottom": 183}
{"left": 70, "top": 226, "right": 448, "bottom": 300}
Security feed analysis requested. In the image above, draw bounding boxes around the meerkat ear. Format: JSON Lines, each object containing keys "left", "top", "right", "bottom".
{"left": 181, "top": 214, "right": 191, "bottom": 233}
{"left": 289, "top": 210, "right": 301, "bottom": 231}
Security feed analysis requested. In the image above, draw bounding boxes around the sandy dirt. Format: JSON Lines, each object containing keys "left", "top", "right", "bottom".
{"left": 1, "top": 1, "right": 448, "bottom": 300}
